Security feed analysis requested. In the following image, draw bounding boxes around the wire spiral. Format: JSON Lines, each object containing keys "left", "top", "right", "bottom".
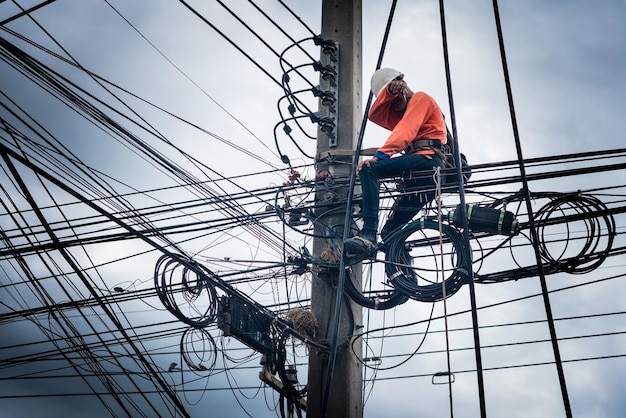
{"left": 180, "top": 327, "right": 218, "bottom": 374}
{"left": 154, "top": 254, "right": 219, "bottom": 328}
{"left": 534, "top": 193, "right": 615, "bottom": 274}
{"left": 384, "top": 218, "right": 471, "bottom": 302}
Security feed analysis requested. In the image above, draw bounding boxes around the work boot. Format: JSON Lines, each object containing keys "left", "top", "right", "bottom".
{"left": 343, "top": 228, "right": 377, "bottom": 256}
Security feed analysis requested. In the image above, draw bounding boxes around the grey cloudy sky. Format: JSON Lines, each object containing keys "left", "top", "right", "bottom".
{"left": 1, "top": 1, "right": 625, "bottom": 417}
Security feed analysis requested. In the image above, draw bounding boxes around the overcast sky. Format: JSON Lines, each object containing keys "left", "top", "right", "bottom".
{"left": 1, "top": 1, "right": 626, "bottom": 417}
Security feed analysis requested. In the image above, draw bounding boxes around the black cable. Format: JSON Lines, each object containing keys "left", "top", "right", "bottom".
{"left": 154, "top": 254, "right": 219, "bottom": 328}
{"left": 371, "top": 352, "right": 626, "bottom": 383}
{"left": 384, "top": 218, "right": 471, "bottom": 302}
{"left": 1, "top": 25, "right": 282, "bottom": 168}
{"left": 178, "top": 0, "right": 286, "bottom": 91}
{"left": 535, "top": 193, "right": 615, "bottom": 274}
{"left": 275, "top": 0, "right": 317, "bottom": 37}
{"left": 343, "top": 267, "right": 408, "bottom": 310}
{"left": 273, "top": 113, "right": 316, "bottom": 160}
{"left": 0, "top": 0, "right": 56, "bottom": 25}
{"left": 0, "top": 41, "right": 192, "bottom": 254}
{"left": 437, "top": 1, "right": 485, "bottom": 414}
{"left": 275, "top": 329, "right": 308, "bottom": 398}
{"left": 248, "top": 0, "right": 316, "bottom": 61}
{"left": 1, "top": 154, "right": 185, "bottom": 416}
{"left": 103, "top": 0, "right": 282, "bottom": 165}
{"left": 491, "top": 2, "right": 572, "bottom": 415}
{"left": 215, "top": 0, "right": 319, "bottom": 100}
{"left": 180, "top": 327, "right": 218, "bottom": 374}
{"left": 4, "top": 99, "right": 183, "bottom": 414}
{"left": 0, "top": 232, "right": 120, "bottom": 415}
{"left": 351, "top": 301, "right": 436, "bottom": 371}
{"left": 0, "top": 128, "right": 162, "bottom": 415}
{"left": 0, "top": 140, "right": 290, "bottom": 414}
{"left": 0, "top": 43, "right": 304, "bottom": 258}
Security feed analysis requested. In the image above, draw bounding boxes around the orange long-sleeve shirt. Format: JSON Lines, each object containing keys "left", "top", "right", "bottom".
{"left": 368, "top": 87, "right": 446, "bottom": 158}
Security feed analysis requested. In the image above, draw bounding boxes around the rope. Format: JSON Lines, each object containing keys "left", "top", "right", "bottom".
{"left": 435, "top": 167, "right": 454, "bottom": 417}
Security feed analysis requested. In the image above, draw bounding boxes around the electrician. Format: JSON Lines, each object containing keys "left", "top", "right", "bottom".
{"left": 344, "top": 68, "right": 448, "bottom": 255}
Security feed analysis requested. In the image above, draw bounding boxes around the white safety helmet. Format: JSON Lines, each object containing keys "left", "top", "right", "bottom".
{"left": 370, "top": 67, "right": 404, "bottom": 97}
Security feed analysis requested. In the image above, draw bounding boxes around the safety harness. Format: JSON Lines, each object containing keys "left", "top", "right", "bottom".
{"left": 406, "top": 138, "right": 447, "bottom": 162}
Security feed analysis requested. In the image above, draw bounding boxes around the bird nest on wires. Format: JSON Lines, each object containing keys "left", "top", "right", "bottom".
{"left": 283, "top": 308, "right": 319, "bottom": 341}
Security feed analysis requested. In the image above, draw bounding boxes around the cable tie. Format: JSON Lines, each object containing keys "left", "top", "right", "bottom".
{"left": 389, "top": 271, "right": 403, "bottom": 280}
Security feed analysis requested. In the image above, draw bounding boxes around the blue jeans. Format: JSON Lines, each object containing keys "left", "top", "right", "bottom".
{"left": 358, "top": 154, "right": 446, "bottom": 239}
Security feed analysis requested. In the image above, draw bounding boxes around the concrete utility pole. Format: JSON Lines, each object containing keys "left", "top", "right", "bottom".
{"left": 308, "top": 0, "right": 363, "bottom": 417}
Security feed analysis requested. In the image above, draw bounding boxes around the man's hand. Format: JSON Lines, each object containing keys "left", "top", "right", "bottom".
{"left": 356, "top": 157, "right": 379, "bottom": 175}
{"left": 388, "top": 78, "right": 409, "bottom": 110}
{"left": 387, "top": 78, "right": 406, "bottom": 95}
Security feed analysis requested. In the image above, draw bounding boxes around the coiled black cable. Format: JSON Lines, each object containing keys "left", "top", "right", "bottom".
{"left": 384, "top": 218, "right": 471, "bottom": 302}
{"left": 180, "top": 327, "right": 218, "bottom": 374}
{"left": 154, "top": 254, "right": 219, "bottom": 328}
{"left": 535, "top": 192, "right": 615, "bottom": 274}
{"left": 343, "top": 268, "right": 409, "bottom": 310}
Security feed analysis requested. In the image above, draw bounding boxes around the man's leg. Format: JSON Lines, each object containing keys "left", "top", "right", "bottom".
{"left": 343, "top": 161, "right": 380, "bottom": 254}
{"left": 344, "top": 154, "right": 437, "bottom": 255}
{"left": 380, "top": 191, "right": 431, "bottom": 241}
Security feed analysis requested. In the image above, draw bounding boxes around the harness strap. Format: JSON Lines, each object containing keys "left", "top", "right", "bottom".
{"left": 406, "top": 138, "right": 447, "bottom": 163}
{"left": 409, "top": 138, "right": 442, "bottom": 152}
